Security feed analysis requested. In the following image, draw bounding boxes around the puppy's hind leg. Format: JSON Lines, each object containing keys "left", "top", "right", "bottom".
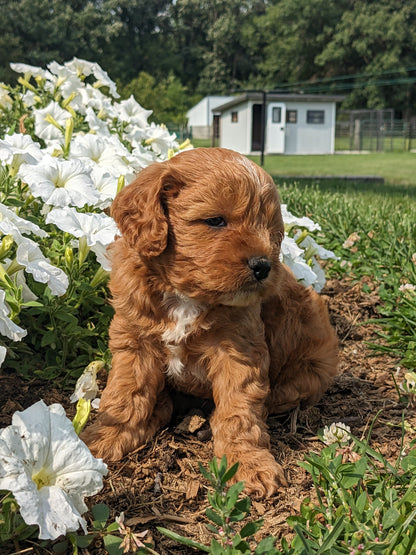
{"left": 82, "top": 348, "right": 172, "bottom": 461}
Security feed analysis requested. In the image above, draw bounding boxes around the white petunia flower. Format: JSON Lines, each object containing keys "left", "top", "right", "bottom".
{"left": 0, "top": 400, "right": 107, "bottom": 540}
{"left": 16, "top": 241, "right": 69, "bottom": 296}
{"left": 295, "top": 232, "right": 338, "bottom": 261}
{"left": 10, "top": 62, "right": 53, "bottom": 81}
{"left": 0, "top": 85, "right": 12, "bottom": 110}
{"left": 64, "top": 58, "right": 119, "bottom": 99}
{"left": 114, "top": 95, "right": 152, "bottom": 127}
{"left": 84, "top": 107, "right": 111, "bottom": 136}
{"left": 89, "top": 166, "right": 118, "bottom": 206}
{"left": 281, "top": 204, "right": 321, "bottom": 232}
{"left": 143, "top": 123, "right": 178, "bottom": 157}
{"left": 34, "top": 101, "right": 70, "bottom": 141}
{"left": 46, "top": 206, "right": 118, "bottom": 271}
{"left": 0, "top": 289, "right": 27, "bottom": 341}
{"left": 79, "top": 84, "right": 116, "bottom": 117}
{"left": 0, "top": 134, "right": 43, "bottom": 172}
{"left": 281, "top": 236, "right": 318, "bottom": 288}
{"left": 21, "top": 89, "right": 36, "bottom": 107}
{"left": 45, "top": 206, "right": 118, "bottom": 247}
{"left": 322, "top": 422, "right": 351, "bottom": 445}
{"left": 0, "top": 202, "right": 48, "bottom": 239}
{"left": 18, "top": 156, "right": 100, "bottom": 208}
{"left": 70, "top": 361, "right": 104, "bottom": 404}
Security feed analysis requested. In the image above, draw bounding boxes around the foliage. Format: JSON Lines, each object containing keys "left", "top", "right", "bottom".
{"left": 280, "top": 180, "right": 416, "bottom": 371}
{"left": 1, "top": 0, "right": 416, "bottom": 112}
{"left": 160, "top": 434, "right": 416, "bottom": 555}
{"left": 283, "top": 431, "right": 416, "bottom": 554}
{"left": 118, "top": 71, "right": 200, "bottom": 125}
{"left": 158, "top": 455, "right": 279, "bottom": 554}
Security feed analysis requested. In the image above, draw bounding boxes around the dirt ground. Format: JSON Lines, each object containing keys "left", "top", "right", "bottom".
{"left": 1, "top": 276, "right": 415, "bottom": 554}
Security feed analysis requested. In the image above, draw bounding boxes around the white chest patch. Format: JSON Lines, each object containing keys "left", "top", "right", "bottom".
{"left": 162, "top": 293, "right": 204, "bottom": 378}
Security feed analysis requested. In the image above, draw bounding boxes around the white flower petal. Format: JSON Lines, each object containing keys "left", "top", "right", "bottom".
{"left": 0, "top": 346, "right": 6, "bottom": 366}
{"left": 281, "top": 204, "right": 321, "bottom": 231}
{"left": 0, "top": 290, "right": 27, "bottom": 341}
{"left": 16, "top": 241, "right": 69, "bottom": 296}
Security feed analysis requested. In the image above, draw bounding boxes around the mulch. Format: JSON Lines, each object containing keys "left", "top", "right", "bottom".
{"left": 1, "top": 276, "right": 415, "bottom": 554}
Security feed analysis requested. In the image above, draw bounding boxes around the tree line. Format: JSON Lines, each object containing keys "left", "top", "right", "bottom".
{"left": 1, "top": 0, "right": 416, "bottom": 123}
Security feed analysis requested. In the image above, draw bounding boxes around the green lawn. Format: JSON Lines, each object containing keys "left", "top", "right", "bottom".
{"left": 190, "top": 141, "right": 416, "bottom": 186}
{"left": 249, "top": 152, "right": 416, "bottom": 186}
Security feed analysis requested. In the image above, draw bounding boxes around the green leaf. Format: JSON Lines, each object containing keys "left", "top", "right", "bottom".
{"left": 55, "top": 309, "right": 79, "bottom": 325}
{"left": 106, "top": 521, "right": 120, "bottom": 532}
{"left": 206, "top": 507, "right": 224, "bottom": 527}
{"left": 157, "top": 526, "right": 210, "bottom": 552}
{"left": 222, "top": 461, "right": 240, "bottom": 484}
{"left": 239, "top": 519, "right": 264, "bottom": 538}
{"left": 316, "top": 516, "right": 345, "bottom": 553}
{"left": 254, "top": 536, "right": 278, "bottom": 554}
{"left": 76, "top": 534, "right": 95, "bottom": 547}
{"left": 340, "top": 457, "right": 368, "bottom": 488}
{"left": 53, "top": 540, "right": 69, "bottom": 553}
{"left": 355, "top": 491, "right": 368, "bottom": 513}
{"left": 382, "top": 506, "right": 400, "bottom": 529}
{"left": 92, "top": 503, "right": 110, "bottom": 524}
{"left": 225, "top": 481, "right": 245, "bottom": 509}
{"left": 103, "top": 534, "right": 123, "bottom": 555}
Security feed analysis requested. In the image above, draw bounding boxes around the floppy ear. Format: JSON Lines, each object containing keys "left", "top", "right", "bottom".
{"left": 111, "top": 161, "right": 181, "bottom": 257}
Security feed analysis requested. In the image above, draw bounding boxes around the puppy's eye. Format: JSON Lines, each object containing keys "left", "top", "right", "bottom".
{"left": 204, "top": 216, "right": 227, "bottom": 228}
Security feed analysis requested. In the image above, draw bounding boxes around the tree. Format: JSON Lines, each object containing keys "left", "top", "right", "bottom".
{"left": 242, "top": 0, "right": 348, "bottom": 88}
{"left": 118, "top": 71, "right": 200, "bottom": 124}
{"left": 315, "top": 0, "right": 416, "bottom": 116}
{"left": 0, "top": 0, "right": 120, "bottom": 83}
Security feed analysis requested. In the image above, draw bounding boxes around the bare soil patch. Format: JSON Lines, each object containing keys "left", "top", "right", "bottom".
{"left": 1, "top": 277, "right": 415, "bottom": 553}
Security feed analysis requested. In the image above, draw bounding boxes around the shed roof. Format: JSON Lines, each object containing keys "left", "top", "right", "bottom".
{"left": 214, "top": 92, "right": 346, "bottom": 113}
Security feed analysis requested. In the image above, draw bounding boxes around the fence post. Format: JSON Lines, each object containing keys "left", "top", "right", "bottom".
{"left": 353, "top": 119, "right": 361, "bottom": 151}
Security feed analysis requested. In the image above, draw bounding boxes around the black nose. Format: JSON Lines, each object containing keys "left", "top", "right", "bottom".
{"left": 248, "top": 257, "right": 271, "bottom": 281}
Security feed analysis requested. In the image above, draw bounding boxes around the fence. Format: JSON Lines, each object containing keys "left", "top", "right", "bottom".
{"left": 335, "top": 109, "right": 416, "bottom": 152}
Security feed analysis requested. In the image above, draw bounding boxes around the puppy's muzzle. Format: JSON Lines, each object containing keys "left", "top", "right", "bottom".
{"left": 248, "top": 257, "right": 271, "bottom": 282}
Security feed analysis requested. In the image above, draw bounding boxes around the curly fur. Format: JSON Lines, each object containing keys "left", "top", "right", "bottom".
{"left": 82, "top": 147, "right": 338, "bottom": 496}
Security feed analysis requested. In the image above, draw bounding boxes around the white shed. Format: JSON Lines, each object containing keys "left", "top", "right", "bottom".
{"left": 215, "top": 93, "right": 345, "bottom": 155}
{"left": 186, "top": 95, "right": 234, "bottom": 139}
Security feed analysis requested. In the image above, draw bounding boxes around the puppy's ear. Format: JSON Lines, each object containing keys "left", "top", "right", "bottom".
{"left": 111, "top": 161, "right": 182, "bottom": 257}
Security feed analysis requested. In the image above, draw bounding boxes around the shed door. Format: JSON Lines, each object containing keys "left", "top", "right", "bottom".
{"left": 266, "top": 103, "right": 286, "bottom": 153}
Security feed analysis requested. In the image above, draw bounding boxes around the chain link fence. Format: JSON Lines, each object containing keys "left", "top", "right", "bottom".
{"left": 336, "top": 109, "right": 416, "bottom": 152}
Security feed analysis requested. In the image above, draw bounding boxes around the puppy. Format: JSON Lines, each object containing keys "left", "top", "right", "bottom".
{"left": 83, "top": 147, "right": 338, "bottom": 496}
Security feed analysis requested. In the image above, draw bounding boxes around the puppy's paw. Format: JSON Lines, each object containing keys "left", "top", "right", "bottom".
{"left": 81, "top": 422, "right": 137, "bottom": 461}
{"left": 235, "top": 450, "right": 288, "bottom": 497}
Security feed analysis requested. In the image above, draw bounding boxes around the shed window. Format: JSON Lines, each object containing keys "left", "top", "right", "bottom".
{"left": 272, "top": 107, "right": 281, "bottom": 123}
{"left": 231, "top": 111, "right": 238, "bottom": 123}
{"left": 307, "top": 110, "right": 325, "bottom": 124}
{"left": 286, "top": 110, "right": 297, "bottom": 123}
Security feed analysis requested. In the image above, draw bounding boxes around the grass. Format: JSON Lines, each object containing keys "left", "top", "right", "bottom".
{"left": 280, "top": 180, "right": 416, "bottom": 367}
{"left": 190, "top": 141, "right": 416, "bottom": 186}
{"left": 250, "top": 152, "right": 416, "bottom": 186}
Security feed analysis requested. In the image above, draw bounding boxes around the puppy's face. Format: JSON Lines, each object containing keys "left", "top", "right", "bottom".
{"left": 111, "top": 148, "right": 284, "bottom": 306}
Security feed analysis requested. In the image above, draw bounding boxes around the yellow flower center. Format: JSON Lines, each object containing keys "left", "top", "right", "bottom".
{"left": 32, "top": 467, "right": 52, "bottom": 490}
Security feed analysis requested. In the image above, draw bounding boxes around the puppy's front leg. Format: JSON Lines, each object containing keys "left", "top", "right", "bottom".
{"left": 208, "top": 342, "right": 287, "bottom": 497}
{"left": 82, "top": 344, "right": 172, "bottom": 461}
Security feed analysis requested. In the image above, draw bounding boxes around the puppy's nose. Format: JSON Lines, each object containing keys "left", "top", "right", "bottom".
{"left": 248, "top": 257, "right": 271, "bottom": 281}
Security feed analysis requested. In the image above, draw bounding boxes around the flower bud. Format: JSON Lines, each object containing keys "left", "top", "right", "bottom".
{"left": 0, "top": 235, "right": 14, "bottom": 260}
{"left": 116, "top": 175, "right": 125, "bottom": 195}
{"left": 64, "top": 246, "right": 74, "bottom": 268}
{"left": 78, "top": 236, "right": 90, "bottom": 266}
